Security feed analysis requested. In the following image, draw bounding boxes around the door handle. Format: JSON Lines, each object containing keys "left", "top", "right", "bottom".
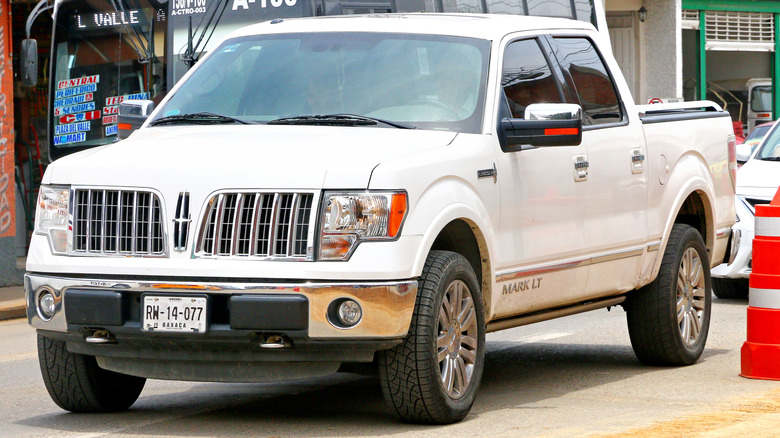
{"left": 631, "top": 148, "right": 645, "bottom": 174}
{"left": 573, "top": 154, "right": 589, "bottom": 182}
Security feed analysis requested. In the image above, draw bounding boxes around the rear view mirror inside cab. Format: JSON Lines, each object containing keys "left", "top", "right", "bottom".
{"left": 500, "top": 103, "right": 583, "bottom": 152}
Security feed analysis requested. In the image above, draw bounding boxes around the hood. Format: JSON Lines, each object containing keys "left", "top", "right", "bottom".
{"left": 47, "top": 125, "right": 457, "bottom": 191}
{"left": 736, "top": 158, "right": 780, "bottom": 198}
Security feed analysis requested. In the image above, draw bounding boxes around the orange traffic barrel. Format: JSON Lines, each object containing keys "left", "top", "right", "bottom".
{"left": 741, "top": 187, "right": 780, "bottom": 380}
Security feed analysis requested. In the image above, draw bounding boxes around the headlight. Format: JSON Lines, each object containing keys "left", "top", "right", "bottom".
{"left": 319, "top": 191, "right": 407, "bottom": 260}
{"left": 35, "top": 185, "right": 69, "bottom": 254}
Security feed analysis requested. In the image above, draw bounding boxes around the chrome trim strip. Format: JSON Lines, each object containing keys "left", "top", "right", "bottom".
{"left": 26, "top": 273, "right": 417, "bottom": 339}
{"left": 647, "top": 241, "right": 661, "bottom": 252}
{"left": 496, "top": 245, "right": 648, "bottom": 283}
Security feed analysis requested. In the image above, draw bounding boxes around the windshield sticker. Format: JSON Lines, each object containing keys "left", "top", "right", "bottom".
{"left": 103, "top": 115, "right": 118, "bottom": 125}
{"left": 53, "top": 132, "right": 87, "bottom": 146}
{"left": 164, "top": 109, "right": 181, "bottom": 116}
{"left": 59, "top": 110, "right": 101, "bottom": 125}
{"left": 57, "top": 75, "right": 100, "bottom": 90}
{"left": 223, "top": 44, "right": 241, "bottom": 53}
{"left": 105, "top": 125, "right": 119, "bottom": 137}
{"left": 54, "top": 84, "right": 97, "bottom": 100}
{"left": 54, "top": 102, "right": 96, "bottom": 117}
{"left": 232, "top": 0, "right": 297, "bottom": 10}
{"left": 105, "top": 92, "right": 150, "bottom": 106}
{"left": 54, "top": 93, "right": 93, "bottom": 109}
{"left": 103, "top": 106, "right": 118, "bottom": 116}
{"left": 172, "top": 0, "right": 207, "bottom": 15}
{"left": 54, "top": 122, "right": 90, "bottom": 136}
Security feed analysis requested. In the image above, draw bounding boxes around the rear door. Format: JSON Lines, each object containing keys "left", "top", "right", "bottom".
{"left": 546, "top": 35, "right": 648, "bottom": 296}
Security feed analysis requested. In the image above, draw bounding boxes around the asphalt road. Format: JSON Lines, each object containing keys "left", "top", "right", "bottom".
{"left": 1, "top": 296, "right": 778, "bottom": 437}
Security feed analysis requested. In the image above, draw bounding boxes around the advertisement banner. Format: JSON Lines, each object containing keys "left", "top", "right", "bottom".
{"left": 0, "top": 0, "right": 14, "bottom": 238}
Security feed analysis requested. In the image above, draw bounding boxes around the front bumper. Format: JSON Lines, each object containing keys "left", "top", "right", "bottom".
{"left": 26, "top": 273, "right": 417, "bottom": 366}
{"left": 712, "top": 195, "right": 757, "bottom": 280}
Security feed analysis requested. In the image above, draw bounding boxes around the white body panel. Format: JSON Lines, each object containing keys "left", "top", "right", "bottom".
{"left": 31, "top": 14, "right": 735, "bottom": 329}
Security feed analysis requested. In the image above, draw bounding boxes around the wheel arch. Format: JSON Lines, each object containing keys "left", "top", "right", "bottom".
{"left": 413, "top": 209, "right": 494, "bottom": 320}
{"left": 651, "top": 184, "right": 716, "bottom": 282}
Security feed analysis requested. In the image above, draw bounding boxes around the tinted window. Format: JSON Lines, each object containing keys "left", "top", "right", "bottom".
{"left": 502, "top": 39, "right": 563, "bottom": 118}
{"left": 552, "top": 37, "right": 623, "bottom": 126}
{"left": 482, "top": 0, "right": 595, "bottom": 25}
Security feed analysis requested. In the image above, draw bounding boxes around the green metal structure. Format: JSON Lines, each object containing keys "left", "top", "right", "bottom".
{"left": 683, "top": 0, "right": 780, "bottom": 117}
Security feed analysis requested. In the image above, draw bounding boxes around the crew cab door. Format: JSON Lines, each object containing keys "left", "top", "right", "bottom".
{"left": 493, "top": 37, "right": 590, "bottom": 319}
{"left": 546, "top": 35, "right": 648, "bottom": 296}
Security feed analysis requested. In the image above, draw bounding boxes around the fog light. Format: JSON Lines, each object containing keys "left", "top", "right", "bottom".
{"left": 337, "top": 299, "right": 362, "bottom": 327}
{"left": 37, "top": 289, "right": 56, "bottom": 321}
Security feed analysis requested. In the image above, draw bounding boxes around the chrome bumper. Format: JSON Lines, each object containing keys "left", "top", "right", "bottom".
{"left": 25, "top": 273, "right": 418, "bottom": 339}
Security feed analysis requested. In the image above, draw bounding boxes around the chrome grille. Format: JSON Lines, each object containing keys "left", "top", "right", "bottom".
{"left": 197, "top": 192, "right": 315, "bottom": 259}
{"left": 72, "top": 189, "right": 166, "bottom": 256}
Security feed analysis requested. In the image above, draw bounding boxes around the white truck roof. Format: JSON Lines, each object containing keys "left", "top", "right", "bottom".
{"left": 229, "top": 13, "right": 597, "bottom": 41}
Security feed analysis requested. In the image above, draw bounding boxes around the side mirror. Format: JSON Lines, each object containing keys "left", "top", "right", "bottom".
{"left": 21, "top": 39, "right": 38, "bottom": 87}
{"left": 117, "top": 99, "right": 154, "bottom": 140}
{"left": 735, "top": 142, "right": 753, "bottom": 163}
{"left": 500, "top": 103, "right": 583, "bottom": 152}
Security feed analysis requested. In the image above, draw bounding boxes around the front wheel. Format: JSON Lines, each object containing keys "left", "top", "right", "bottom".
{"left": 378, "top": 250, "right": 485, "bottom": 424}
{"left": 38, "top": 334, "right": 146, "bottom": 412}
{"left": 625, "top": 224, "right": 712, "bottom": 366}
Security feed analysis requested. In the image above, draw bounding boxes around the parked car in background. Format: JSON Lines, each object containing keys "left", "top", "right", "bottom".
{"left": 713, "top": 120, "right": 780, "bottom": 298}
{"left": 737, "top": 121, "right": 776, "bottom": 164}
{"left": 747, "top": 78, "right": 772, "bottom": 133}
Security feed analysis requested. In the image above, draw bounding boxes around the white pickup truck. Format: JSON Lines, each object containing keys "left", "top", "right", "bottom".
{"left": 27, "top": 14, "right": 736, "bottom": 423}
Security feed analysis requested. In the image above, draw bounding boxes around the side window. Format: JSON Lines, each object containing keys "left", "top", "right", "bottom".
{"left": 502, "top": 39, "right": 564, "bottom": 119}
{"left": 551, "top": 37, "right": 623, "bottom": 126}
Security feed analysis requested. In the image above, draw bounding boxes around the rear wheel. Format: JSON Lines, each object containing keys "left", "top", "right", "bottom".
{"left": 626, "top": 224, "right": 712, "bottom": 366}
{"left": 712, "top": 277, "right": 749, "bottom": 299}
{"left": 378, "top": 250, "right": 485, "bottom": 424}
{"left": 38, "top": 334, "right": 146, "bottom": 412}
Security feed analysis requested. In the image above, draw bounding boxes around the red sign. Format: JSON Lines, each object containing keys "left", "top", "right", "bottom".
{"left": 59, "top": 110, "right": 101, "bottom": 125}
{"left": 103, "top": 105, "right": 118, "bottom": 115}
{"left": 0, "top": 0, "right": 15, "bottom": 238}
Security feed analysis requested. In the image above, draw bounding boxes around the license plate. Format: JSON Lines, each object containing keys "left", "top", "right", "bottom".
{"left": 142, "top": 295, "right": 208, "bottom": 333}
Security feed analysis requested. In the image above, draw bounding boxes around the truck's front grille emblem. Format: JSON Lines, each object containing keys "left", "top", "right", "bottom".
{"left": 173, "top": 192, "right": 191, "bottom": 252}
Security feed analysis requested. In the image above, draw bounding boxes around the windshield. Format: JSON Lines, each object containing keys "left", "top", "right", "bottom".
{"left": 756, "top": 123, "right": 780, "bottom": 160}
{"left": 154, "top": 32, "right": 490, "bottom": 133}
{"left": 50, "top": 0, "right": 167, "bottom": 159}
{"left": 751, "top": 86, "right": 772, "bottom": 112}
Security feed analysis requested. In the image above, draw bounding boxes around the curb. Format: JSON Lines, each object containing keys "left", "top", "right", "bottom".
{"left": 0, "top": 299, "right": 26, "bottom": 321}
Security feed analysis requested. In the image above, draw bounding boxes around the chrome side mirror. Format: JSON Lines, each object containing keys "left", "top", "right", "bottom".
{"left": 117, "top": 99, "right": 155, "bottom": 140}
{"left": 500, "top": 103, "right": 583, "bottom": 152}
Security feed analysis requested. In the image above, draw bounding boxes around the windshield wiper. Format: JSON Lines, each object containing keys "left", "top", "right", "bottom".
{"left": 150, "top": 112, "right": 252, "bottom": 126}
{"left": 268, "top": 114, "right": 415, "bottom": 129}
{"left": 760, "top": 156, "right": 780, "bottom": 161}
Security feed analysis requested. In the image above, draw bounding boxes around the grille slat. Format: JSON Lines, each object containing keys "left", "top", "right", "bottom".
{"left": 197, "top": 192, "right": 314, "bottom": 260}
{"left": 72, "top": 189, "right": 166, "bottom": 256}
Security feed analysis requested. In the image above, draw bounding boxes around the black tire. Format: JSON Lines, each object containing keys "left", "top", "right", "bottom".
{"left": 38, "top": 334, "right": 146, "bottom": 412}
{"left": 378, "top": 250, "right": 485, "bottom": 424}
{"left": 626, "top": 224, "right": 712, "bottom": 366}
{"left": 712, "top": 277, "right": 749, "bottom": 299}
